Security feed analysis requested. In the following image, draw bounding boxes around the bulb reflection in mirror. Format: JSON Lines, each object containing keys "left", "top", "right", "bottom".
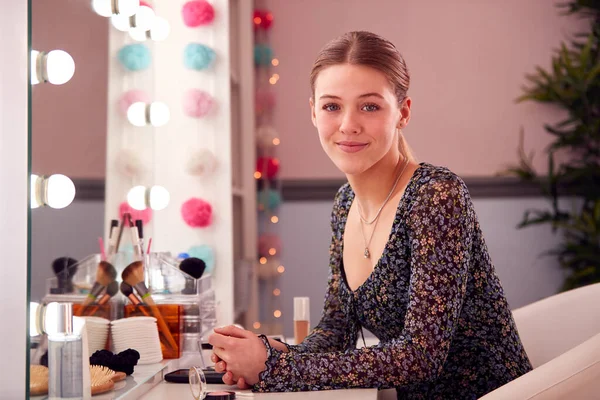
{"left": 31, "top": 174, "right": 76, "bottom": 209}
{"left": 129, "top": 16, "right": 170, "bottom": 41}
{"left": 127, "top": 185, "right": 170, "bottom": 211}
{"left": 127, "top": 101, "right": 170, "bottom": 127}
{"left": 30, "top": 49, "right": 75, "bottom": 85}
{"left": 111, "top": 3, "right": 155, "bottom": 31}
{"left": 92, "top": 0, "right": 139, "bottom": 17}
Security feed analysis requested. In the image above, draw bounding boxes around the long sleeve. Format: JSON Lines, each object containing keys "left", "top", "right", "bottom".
{"left": 255, "top": 176, "right": 475, "bottom": 392}
{"left": 286, "top": 185, "right": 358, "bottom": 354}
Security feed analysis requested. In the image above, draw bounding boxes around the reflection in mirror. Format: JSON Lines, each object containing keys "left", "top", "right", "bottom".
{"left": 28, "top": 0, "right": 255, "bottom": 398}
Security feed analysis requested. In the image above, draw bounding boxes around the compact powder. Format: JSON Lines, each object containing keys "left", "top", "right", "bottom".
{"left": 205, "top": 391, "right": 236, "bottom": 400}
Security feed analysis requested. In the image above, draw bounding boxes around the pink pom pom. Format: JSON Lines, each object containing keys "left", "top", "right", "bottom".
{"left": 255, "top": 88, "right": 275, "bottom": 114}
{"left": 119, "top": 201, "right": 152, "bottom": 225}
{"left": 183, "top": 89, "right": 215, "bottom": 118}
{"left": 258, "top": 234, "right": 281, "bottom": 257}
{"left": 182, "top": 0, "right": 215, "bottom": 27}
{"left": 119, "top": 90, "right": 150, "bottom": 116}
{"left": 140, "top": 1, "right": 153, "bottom": 9}
{"left": 181, "top": 197, "right": 213, "bottom": 227}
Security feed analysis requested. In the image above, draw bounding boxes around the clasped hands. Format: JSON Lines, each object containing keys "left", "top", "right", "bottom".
{"left": 207, "top": 325, "right": 267, "bottom": 389}
{"left": 208, "top": 325, "right": 289, "bottom": 388}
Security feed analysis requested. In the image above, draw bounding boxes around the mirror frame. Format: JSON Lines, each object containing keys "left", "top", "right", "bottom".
{"left": 0, "top": 1, "right": 30, "bottom": 397}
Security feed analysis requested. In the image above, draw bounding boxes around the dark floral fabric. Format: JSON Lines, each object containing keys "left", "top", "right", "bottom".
{"left": 255, "top": 163, "right": 532, "bottom": 399}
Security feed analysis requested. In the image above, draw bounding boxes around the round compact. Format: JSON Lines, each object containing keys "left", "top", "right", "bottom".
{"left": 188, "top": 366, "right": 207, "bottom": 399}
{"left": 205, "top": 391, "right": 236, "bottom": 400}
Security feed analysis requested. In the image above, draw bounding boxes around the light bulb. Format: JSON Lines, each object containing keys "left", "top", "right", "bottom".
{"left": 116, "top": 0, "right": 140, "bottom": 16}
{"left": 149, "top": 102, "right": 170, "bottom": 126}
{"left": 111, "top": 14, "right": 131, "bottom": 31}
{"left": 30, "top": 302, "right": 41, "bottom": 337}
{"left": 128, "top": 27, "right": 148, "bottom": 41}
{"left": 30, "top": 174, "right": 41, "bottom": 208}
{"left": 150, "top": 16, "right": 170, "bottom": 41}
{"left": 133, "top": 5, "right": 155, "bottom": 31}
{"left": 30, "top": 51, "right": 40, "bottom": 85}
{"left": 127, "top": 185, "right": 147, "bottom": 210}
{"left": 30, "top": 49, "right": 75, "bottom": 85}
{"left": 91, "top": 0, "right": 113, "bottom": 17}
{"left": 46, "top": 174, "right": 76, "bottom": 209}
{"left": 127, "top": 102, "right": 147, "bottom": 127}
{"left": 45, "top": 50, "right": 75, "bottom": 85}
{"left": 149, "top": 185, "right": 170, "bottom": 210}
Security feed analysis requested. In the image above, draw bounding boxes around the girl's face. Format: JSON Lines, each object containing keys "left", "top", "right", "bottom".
{"left": 311, "top": 63, "right": 410, "bottom": 176}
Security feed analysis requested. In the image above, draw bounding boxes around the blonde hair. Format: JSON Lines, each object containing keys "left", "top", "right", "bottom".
{"left": 310, "top": 31, "right": 417, "bottom": 163}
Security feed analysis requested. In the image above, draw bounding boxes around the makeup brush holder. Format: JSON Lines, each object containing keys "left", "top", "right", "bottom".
{"left": 139, "top": 252, "right": 218, "bottom": 355}
{"left": 46, "top": 252, "right": 131, "bottom": 297}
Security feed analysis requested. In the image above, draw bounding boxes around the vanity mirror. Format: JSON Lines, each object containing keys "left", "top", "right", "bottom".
{"left": 26, "top": 0, "right": 256, "bottom": 397}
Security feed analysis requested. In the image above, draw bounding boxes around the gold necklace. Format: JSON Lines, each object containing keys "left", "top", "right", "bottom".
{"left": 358, "top": 157, "right": 409, "bottom": 259}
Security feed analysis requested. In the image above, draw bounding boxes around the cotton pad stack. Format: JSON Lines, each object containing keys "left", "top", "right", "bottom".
{"left": 110, "top": 317, "right": 163, "bottom": 365}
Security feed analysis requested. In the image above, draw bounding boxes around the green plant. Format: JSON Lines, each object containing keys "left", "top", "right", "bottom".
{"left": 504, "top": 0, "right": 600, "bottom": 291}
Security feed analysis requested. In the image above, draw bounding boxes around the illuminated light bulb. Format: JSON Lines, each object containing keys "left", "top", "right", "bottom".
{"left": 273, "top": 310, "right": 281, "bottom": 318}
{"left": 30, "top": 174, "right": 41, "bottom": 209}
{"left": 253, "top": 322, "right": 261, "bottom": 329}
{"left": 269, "top": 248, "right": 276, "bottom": 255}
{"left": 127, "top": 101, "right": 170, "bottom": 127}
{"left": 31, "top": 49, "right": 75, "bottom": 85}
{"left": 259, "top": 257, "right": 267, "bottom": 265}
{"left": 271, "top": 216, "right": 279, "bottom": 223}
{"left": 254, "top": 171, "right": 262, "bottom": 179}
{"left": 269, "top": 77, "right": 277, "bottom": 85}
{"left": 127, "top": 185, "right": 147, "bottom": 210}
{"left": 46, "top": 174, "right": 76, "bottom": 209}
{"left": 272, "top": 73, "right": 280, "bottom": 80}
{"left": 149, "top": 102, "right": 170, "bottom": 126}
{"left": 150, "top": 16, "right": 170, "bottom": 40}
{"left": 273, "top": 288, "right": 280, "bottom": 296}
{"left": 272, "top": 138, "right": 280, "bottom": 146}
{"left": 271, "top": 58, "right": 279, "bottom": 66}
{"left": 92, "top": 0, "right": 139, "bottom": 17}
{"left": 127, "top": 185, "right": 170, "bottom": 210}
{"left": 149, "top": 185, "right": 170, "bottom": 210}
{"left": 129, "top": 16, "right": 170, "bottom": 41}
{"left": 277, "top": 265, "right": 285, "bottom": 273}
{"left": 111, "top": 4, "right": 155, "bottom": 31}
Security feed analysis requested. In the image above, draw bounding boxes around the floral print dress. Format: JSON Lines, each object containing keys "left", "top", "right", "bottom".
{"left": 254, "top": 163, "right": 533, "bottom": 399}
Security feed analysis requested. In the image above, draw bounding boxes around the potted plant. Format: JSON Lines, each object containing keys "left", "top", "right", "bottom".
{"left": 504, "top": 0, "right": 600, "bottom": 291}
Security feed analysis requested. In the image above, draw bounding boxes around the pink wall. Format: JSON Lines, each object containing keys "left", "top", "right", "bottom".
{"left": 31, "top": 0, "right": 108, "bottom": 179}
{"left": 262, "top": 0, "right": 585, "bottom": 179}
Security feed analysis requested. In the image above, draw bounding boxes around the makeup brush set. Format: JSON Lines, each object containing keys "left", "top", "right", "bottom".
{"left": 41, "top": 213, "right": 218, "bottom": 360}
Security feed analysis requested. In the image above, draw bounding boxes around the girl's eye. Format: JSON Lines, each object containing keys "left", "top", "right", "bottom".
{"left": 322, "top": 103, "right": 340, "bottom": 112}
{"left": 362, "top": 103, "right": 380, "bottom": 112}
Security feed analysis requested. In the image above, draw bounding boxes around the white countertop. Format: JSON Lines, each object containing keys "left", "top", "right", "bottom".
{"left": 140, "top": 382, "right": 378, "bottom": 399}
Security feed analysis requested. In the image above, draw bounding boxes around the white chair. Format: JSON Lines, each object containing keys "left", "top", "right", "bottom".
{"left": 511, "top": 282, "right": 600, "bottom": 368}
{"left": 480, "top": 282, "right": 600, "bottom": 399}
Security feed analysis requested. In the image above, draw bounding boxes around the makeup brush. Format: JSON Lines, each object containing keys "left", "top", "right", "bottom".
{"left": 179, "top": 257, "right": 206, "bottom": 295}
{"left": 122, "top": 261, "right": 179, "bottom": 351}
{"left": 82, "top": 280, "right": 119, "bottom": 317}
{"left": 50, "top": 257, "right": 78, "bottom": 294}
{"left": 106, "top": 220, "right": 119, "bottom": 258}
{"left": 82, "top": 261, "right": 117, "bottom": 306}
{"left": 120, "top": 281, "right": 143, "bottom": 306}
{"left": 129, "top": 217, "right": 143, "bottom": 259}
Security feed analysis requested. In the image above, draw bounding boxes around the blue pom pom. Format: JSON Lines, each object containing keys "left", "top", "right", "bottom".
{"left": 187, "top": 245, "right": 215, "bottom": 274}
{"left": 184, "top": 43, "right": 216, "bottom": 70}
{"left": 118, "top": 44, "right": 152, "bottom": 71}
{"left": 178, "top": 252, "right": 190, "bottom": 259}
{"left": 254, "top": 44, "right": 273, "bottom": 66}
{"left": 257, "top": 189, "right": 282, "bottom": 210}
